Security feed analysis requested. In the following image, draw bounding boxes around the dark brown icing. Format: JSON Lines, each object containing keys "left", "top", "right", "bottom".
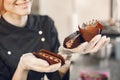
{"left": 63, "top": 31, "right": 84, "bottom": 49}
{"left": 63, "top": 21, "right": 103, "bottom": 49}
{"left": 33, "top": 49, "right": 65, "bottom": 65}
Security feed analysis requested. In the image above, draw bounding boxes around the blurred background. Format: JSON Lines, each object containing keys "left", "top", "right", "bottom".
{"left": 32, "top": 0, "right": 120, "bottom": 80}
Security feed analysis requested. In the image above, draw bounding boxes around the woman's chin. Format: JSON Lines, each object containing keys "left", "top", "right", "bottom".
{"left": 18, "top": 11, "right": 31, "bottom": 16}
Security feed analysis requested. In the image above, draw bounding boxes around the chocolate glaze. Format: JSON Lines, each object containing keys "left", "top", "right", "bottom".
{"left": 63, "top": 31, "right": 84, "bottom": 49}
{"left": 33, "top": 49, "right": 65, "bottom": 65}
{"left": 63, "top": 21, "right": 103, "bottom": 49}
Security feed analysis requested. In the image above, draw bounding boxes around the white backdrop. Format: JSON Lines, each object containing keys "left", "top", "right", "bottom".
{"left": 39, "top": 0, "right": 110, "bottom": 43}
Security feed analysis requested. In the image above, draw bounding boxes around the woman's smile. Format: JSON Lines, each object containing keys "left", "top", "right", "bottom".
{"left": 2, "top": 0, "right": 33, "bottom": 16}
{"left": 15, "top": 2, "right": 31, "bottom": 9}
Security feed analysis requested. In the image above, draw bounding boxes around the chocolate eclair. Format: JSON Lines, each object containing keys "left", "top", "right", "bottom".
{"left": 63, "top": 31, "right": 84, "bottom": 49}
{"left": 32, "top": 49, "right": 65, "bottom": 65}
{"left": 63, "top": 20, "right": 103, "bottom": 49}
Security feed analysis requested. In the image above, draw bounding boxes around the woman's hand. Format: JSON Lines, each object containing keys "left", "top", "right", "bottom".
{"left": 19, "top": 53, "right": 61, "bottom": 72}
{"left": 59, "top": 34, "right": 110, "bottom": 55}
{"left": 12, "top": 53, "right": 62, "bottom": 80}
{"left": 83, "top": 34, "right": 110, "bottom": 54}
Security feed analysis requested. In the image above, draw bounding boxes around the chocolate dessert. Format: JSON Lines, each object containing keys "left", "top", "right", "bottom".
{"left": 79, "top": 21, "right": 103, "bottom": 42}
{"left": 32, "top": 49, "right": 65, "bottom": 65}
{"left": 63, "top": 20, "right": 103, "bottom": 49}
{"left": 63, "top": 31, "right": 84, "bottom": 49}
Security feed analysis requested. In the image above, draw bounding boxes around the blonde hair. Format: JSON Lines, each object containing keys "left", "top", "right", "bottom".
{"left": 0, "top": 0, "right": 5, "bottom": 15}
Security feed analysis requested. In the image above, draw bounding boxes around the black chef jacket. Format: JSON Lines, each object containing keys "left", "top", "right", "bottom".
{"left": 0, "top": 14, "right": 63, "bottom": 80}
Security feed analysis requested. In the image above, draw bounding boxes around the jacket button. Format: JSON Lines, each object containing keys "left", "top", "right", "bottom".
{"left": 41, "top": 37, "right": 45, "bottom": 42}
{"left": 38, "top": 30, "right": 43, "bottom": 35}
{"left": 8, "top": 51, "right": 12, "bottom": 55}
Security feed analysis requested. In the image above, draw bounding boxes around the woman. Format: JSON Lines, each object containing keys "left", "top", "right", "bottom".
{"left": 0, "top": 0, "right": 110, "bottom": 80}
{"left": 0, "top": 0, "right": 65, "bottom": 80}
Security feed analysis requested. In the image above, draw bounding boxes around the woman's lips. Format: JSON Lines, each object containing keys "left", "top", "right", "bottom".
{"left": 15, "top": 2, "right": 31, "bottom": 9}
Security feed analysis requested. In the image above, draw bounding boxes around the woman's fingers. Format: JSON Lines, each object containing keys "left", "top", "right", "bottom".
{"left": 34, "top": 58, "right": 49, "bottom": 67}
{"left": 29, "top": 63, "right": 61, "bottom": 73}
{"left": 60, "top": 42, "right": 88, "bottom": 54}
{"left": 89, "top": 36, "right": 110, "bottom": 54}
{"left": 41, "top": 63, "right": 61, "bottom": 72}
{"left": 77, "top": 42, "right": 89, "bottom": 54}
{"left": 33, "top": 60, "right": 61, "bottom": 72}
{"left": 76, "top": 42, "right": 88, "bottom": 52}
{"left": 103, "top": 37, "right": 110, "bottom": 47}
{"left": 85, "top": 34, "right": 101, "bottom": 51}
{"left": 58, "top": 34, "right": 110, "bottom": 55}
{"left": 20, "top": 53, "right": 62, "bottom": 72}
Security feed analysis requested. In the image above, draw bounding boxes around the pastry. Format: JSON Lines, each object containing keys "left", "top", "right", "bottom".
{"left": 32, "top": 49, "right": 65, "bottom": 65}
{"left": 78, "top": 21, "right": 103, "bottom": 42}
{"left": 63, "top": 31, "right": 84, "bottom": 49}
{"left": 63, "top": 20, "right": 103, "bottom": 49}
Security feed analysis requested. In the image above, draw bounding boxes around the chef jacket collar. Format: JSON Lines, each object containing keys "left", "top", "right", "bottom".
{"left": 0, "top": 15, "right": 33, "bottom": 30}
